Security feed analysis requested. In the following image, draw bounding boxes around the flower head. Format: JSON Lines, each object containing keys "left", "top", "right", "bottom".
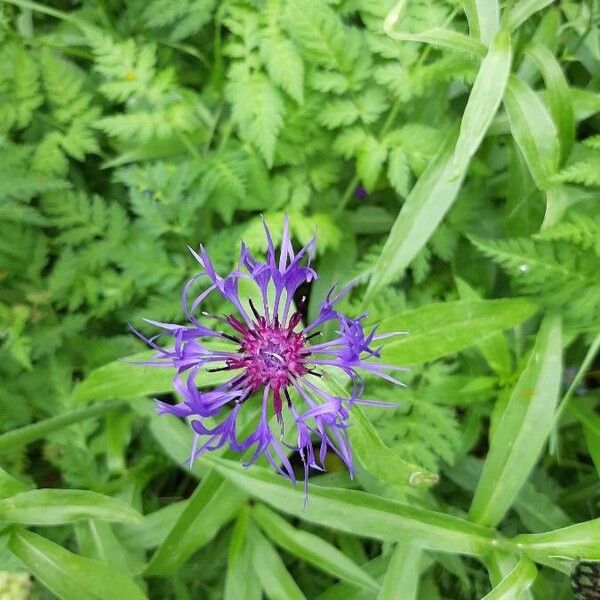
{"left": 132, "top": 217, "right": 403, "bottom": 490}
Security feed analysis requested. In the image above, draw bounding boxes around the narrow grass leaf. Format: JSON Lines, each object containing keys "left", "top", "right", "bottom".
{"left": 377, "top": 299, "right": 537, "bottom": 365}
{"left": 503, "top": 75, "right": 560, "bottom": 188}
{"left": 462, "top": 0, "right": 500, "bottom": 46}
{"left": 144, "top": 473, "right": 243, "bottom": 575}
{"left": 225, "top": 509, "right": 261, "bottom": 600}
{"left": 206, "top": 456, "right": 496, "bottom": 556}
{"left": 384, "top": 0, "right": 486, "bottom": 54}
{"left": 9, "top": 529, "right": 148, "bottom": 600}
{"left": 377, "top": 542, "right": 422, "bottom": 600}
{"left": 365, "top": 30, "right": 511, "bottom": 300}
{"left": 482, "top": 556, "right": 537, "bottom": 599}
{"left": 0, "top": 402, "right": 125, "bottom": 453}
{"left": 469, "top": 313, "right": 562, "bottom": 526}
{"left": 514, "top": 519, "right": 600, "bottom": 561}
{"left": 248, "top": 521, "right": 307, "bottom": 600}
{"left": 253, "top": 504, "right": 380, "bottom": 592}
{"left": 0, "top": 489, "right": 142, "bottom": 525}
{"left": 526, "top": 43, "right": 575, "bottom": 161}
{"left": 506, "top": 0, "right": 555, "bottom": 31}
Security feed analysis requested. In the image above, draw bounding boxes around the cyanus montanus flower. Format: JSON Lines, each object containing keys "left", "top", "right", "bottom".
{"left": 131, "top": 217, "right": 404, "bottom": 492}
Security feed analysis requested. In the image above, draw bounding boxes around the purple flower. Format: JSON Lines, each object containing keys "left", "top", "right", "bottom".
{"left": 131, "top": 217, "right": 403, "bottom": 491}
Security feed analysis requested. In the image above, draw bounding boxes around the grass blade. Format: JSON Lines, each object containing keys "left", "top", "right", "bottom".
{"left": 469, "top": 313, "right": 562, "bottom": 526}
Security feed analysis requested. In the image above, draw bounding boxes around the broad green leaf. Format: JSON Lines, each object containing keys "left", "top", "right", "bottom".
{"left": 0, "top": 489, "right": 142, "bottom": 525}
{"left": 455, "top": 278, "right": 512, "bottom": 374}
{"left": 0, "top": 402, "right": 125, "bottom": 452}
{"left": 482, "top": 556, "right": 537, "bottom": 599}
{"left": 349, "top": 406, "right": 438, "bottom": 487}
{"left": 225, "top": 509, "right": 261, "bottom": 600}
{"left": 462, "top": 0, "right": 500, "bottom": 46}
{"left": 253, "top": 504, "right": 380, "bottom": 592}
{"left": 514, "top": 518, "right": 600, "bottom": 561}
{"left": 377, "top": 542, "right": 422, "bottom": 600}
{"left": 365, "top": 30, "right": 511, "bottom": 300}
{"left": 9, "top": 529, "right": 148, "bottom": 600}
{"left": 206, "top": 456, "right": 496, "bottom": 556}
{"left": 526, "top": 43, "right": 575, "bottom": 161}
{"left": 377, "top": 299, "right": 537, "bottom": 365}
{"left": 248, "top": 521, "right": 307, "bottom": 600}
{"left": 503, "top": 75, "right": 559, "bottom": 189}
{"left": 469, "top": 313, "right": 562, "bottom": 526}
{"left": 144, "top": 472, "right": 243, "bottom": 575}
{"left": 72, "top": 351, "right": 231, "bottom": 403}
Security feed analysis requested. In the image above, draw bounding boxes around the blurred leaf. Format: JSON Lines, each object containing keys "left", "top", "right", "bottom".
{"left": 0, "top": 489, "right": 142, "bottom": 525}
{"left": 9, "top": 529, "right": 148, "bottom": 600}
{"left": 482, "top": 556, "right": 537, "bottom": 599}
{"left": 514, "top": 519, "right": 600, "bottom": 561}
{"left": 248, "top": 520, "right": 307, "bottom": 600}
{"left": 377, "top": 542, "right": 422, "bottom": 600}
{"left": 253, "top": 503, "right": 380, "bottom": 591}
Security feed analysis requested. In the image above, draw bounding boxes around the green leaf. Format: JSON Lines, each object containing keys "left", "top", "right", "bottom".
{"left": 253, "top": 504, "right": 380, "bottom": 592}
{"left": 514, "top": 518, "right": 600, "bottom": 561}
{"left": 0, "top": 402, "right": 125, "bottom": 452}
{"left": 0, "top": 489, "right": 142, "bottom": 525}
{"left": 482, "top": 556, "right": 537, "bottom": 599}
{"left": 455, "top": 277, "right": 512, "bottom": 374}
{"left": 469, "top": 313, "right": 562, "bottom": 526}
{"left": 387, "top": 148, "right": 411, "bottom": 197}
{"left": 506, "top": 0, "right": 555, "bottom": 31}
{"left": 72, "top": 351, "right": 228, "bottom": 403}
{"left": 503, "top": 75, "right": 559, "bottom": 189}
{"left": 365, "top": 29, "right": 512, "bottom": 299}
{"left": 225, "top": 509, "right": 261, "bottom": 600}
{"left": 205, "top": 456, "right": 496, "bottom": 556}
{"left": 526, "top": 43, "right": 575, "bottom": 162}
{"left": 377, "top": 299, "right": 537, "bottom": 365}
{"left": 357, "top": 137, "right": 387, "bottom": 192}
{"left": 384, "top": 1, "right": 486, "bottom": 55}
{"left": 0, "top": 468, "right": 30, "bottom": 499}
{"left": 349, "top": 406, "right": 438, "bottom": 487}
{"left": 248, "top": 521, "right": 307, "bottom": 600}
{"left": 9, "top": 529, "right": 148, "bottom": 600}
{"left": 144, "top": 473, "right": 243, "bottom": 575}
{"left": 462, "top": 0, "right": 500, "bottom": 46}
{"left": 377, "top": 542, "right": 422, "bottom": 600}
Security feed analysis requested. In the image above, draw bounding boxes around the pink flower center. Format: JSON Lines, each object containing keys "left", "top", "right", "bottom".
{"left": 232, "top": 319, "right": 307, "bottom": 391}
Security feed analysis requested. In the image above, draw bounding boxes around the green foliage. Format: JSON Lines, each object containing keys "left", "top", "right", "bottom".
{"left": 1, "top": 0, "right": 600, "bottom": 599}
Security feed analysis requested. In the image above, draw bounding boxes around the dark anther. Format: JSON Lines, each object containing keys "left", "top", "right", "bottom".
{"left": 284, "top": 388, "right": 293, "bottom": 408}
{"left": 207, "top": 365, "right": 232, "bottom": 373}
{"left": 220, "top": 331, "right": 241, "bottom": 344}
{"left": 248, "top": 298, "right": 261, "bottom": 321}
{"left": 305, "top": 331, "right": 321, "bottom": 341}
{"left": 306, "top": 369, "right": 322, "bottom": 377}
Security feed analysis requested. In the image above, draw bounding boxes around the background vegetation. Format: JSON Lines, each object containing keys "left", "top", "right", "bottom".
{"left": 1, "top": 0, "right": 600, "bottom": 598}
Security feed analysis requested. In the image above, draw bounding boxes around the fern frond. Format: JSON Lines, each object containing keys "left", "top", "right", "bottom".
{"left": 226, "top": 68, "right": 285, "bottom": 166}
